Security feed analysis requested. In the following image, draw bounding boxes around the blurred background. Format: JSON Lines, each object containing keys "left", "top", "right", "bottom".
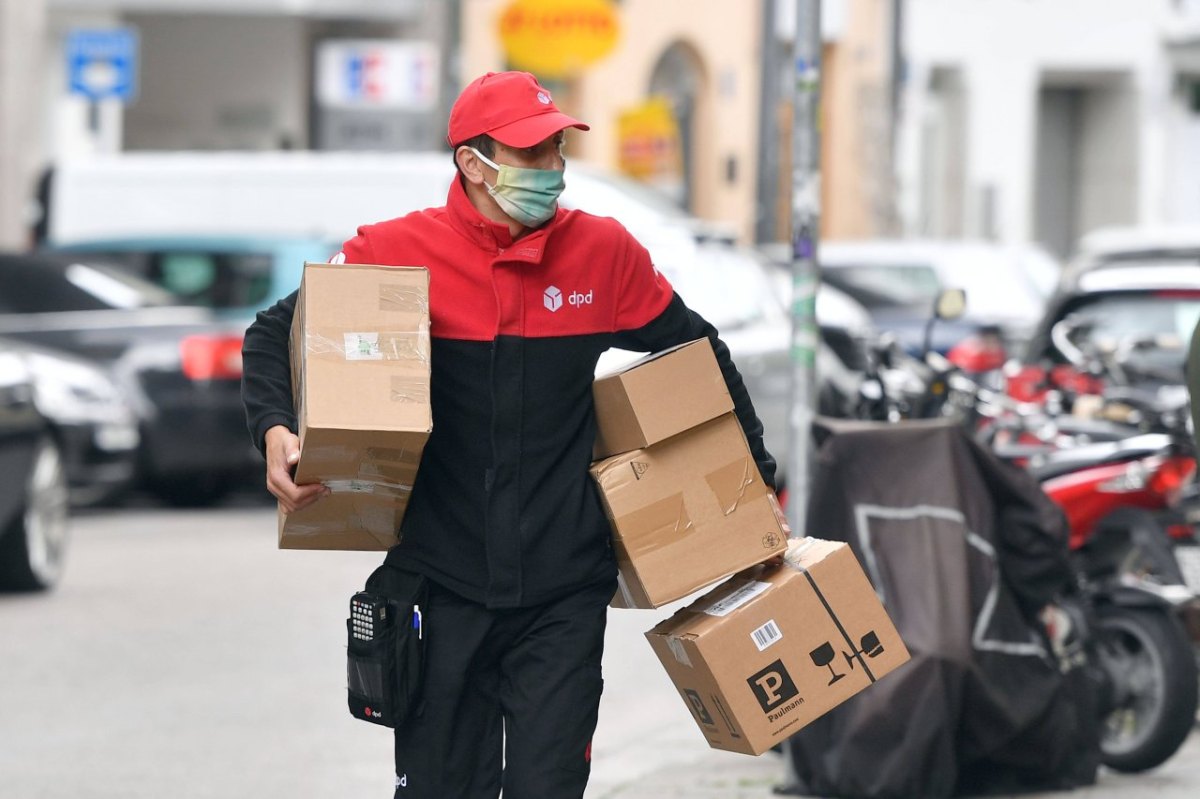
{"left": 5, "top": 1, "right": 1200, "bottom": 797}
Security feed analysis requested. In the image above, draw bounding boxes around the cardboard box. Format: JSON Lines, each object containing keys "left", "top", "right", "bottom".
{"left": 592, "top": 338, "right": 732, "bottom": 460}
{"left": 589, "top": 412, "right": 787, "bottom": 608}
{"left": 646, "top": 538, "right": 910, "bottom": 755}
{"left": 279, "top": 262, "right": 432, "bottom": 550}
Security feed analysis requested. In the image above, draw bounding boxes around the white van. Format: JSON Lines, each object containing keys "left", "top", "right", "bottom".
{"left": 42, "top": 150, "right": 728, "bottom": 247}
{"left": 43, "top": 151, "right": 456, "bottom": 246}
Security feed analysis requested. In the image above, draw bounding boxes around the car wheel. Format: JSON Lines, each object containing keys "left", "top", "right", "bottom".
{"left": 0, "top": 437, "right": 70, "bottom": 591}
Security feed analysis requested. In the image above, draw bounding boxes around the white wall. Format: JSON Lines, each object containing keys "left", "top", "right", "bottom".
{"left": 122, "top": 15, "right": 308, "bottom": 150}
{"left": 902, "top": 0, "right": 1176, "bottom": 250}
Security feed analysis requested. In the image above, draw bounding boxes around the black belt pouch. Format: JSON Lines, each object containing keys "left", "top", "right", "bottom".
{"left": 346, "top": 565, "right": 428, "bottom": 728}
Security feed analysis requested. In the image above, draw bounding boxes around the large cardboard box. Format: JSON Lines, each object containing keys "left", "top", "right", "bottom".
{"left": 646, "top": 538, "right": 910, "bottom": 755}
{"left": 280, "top": 262, "right": 432, "bottom": 550}
{"left": 589, "top": 412, "right": 788, "bottom": 608}
{"left": 592, "top": 338, "right": 732, "bottom": 460}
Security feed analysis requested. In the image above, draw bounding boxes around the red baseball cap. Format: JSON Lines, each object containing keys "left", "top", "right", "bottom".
{"left": 447, "top": 71, "right": 589, "bottom": 148}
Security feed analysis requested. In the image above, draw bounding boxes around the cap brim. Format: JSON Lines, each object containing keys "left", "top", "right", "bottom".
{"left": 488, "top": 111, "right": 590, "bottom": 148}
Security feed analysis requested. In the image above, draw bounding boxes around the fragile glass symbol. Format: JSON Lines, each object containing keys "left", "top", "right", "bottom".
{"left": 810, "top": 632, "right": 885, "bottom": 686}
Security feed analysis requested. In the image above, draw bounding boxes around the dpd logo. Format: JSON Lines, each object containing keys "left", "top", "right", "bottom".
{"left": 544, "top": 285, "right": 563, "bottom": 312}
{"left": 747, "top": 659, "right": 799, "bottom": 712}
{"left": 568, "top": 289, "right": 594, "bottom": 307}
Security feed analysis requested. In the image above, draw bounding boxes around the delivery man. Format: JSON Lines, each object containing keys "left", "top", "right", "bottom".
{"left": 241, "top": 70, "right": 776, "bottom": 799}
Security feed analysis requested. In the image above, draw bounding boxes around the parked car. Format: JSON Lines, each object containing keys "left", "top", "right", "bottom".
{"left": 0, "top": 339, "right": 70, "bottom": 591}
{"left": 11, "top": 340, "right": 139, "bottom": 506}
{"left": 1062, "top": 225, "right": 1200, "bottom": 290}
{"left": 0, "top": 253, "right": 255, "bottom": 506}
{"left": 808, "top": 240, "right": 1059, "bottom": 355}
{"left": 1023, "top": 263, "right": 1200, "bottom": 388}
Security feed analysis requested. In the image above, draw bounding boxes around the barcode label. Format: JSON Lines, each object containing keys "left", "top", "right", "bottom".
{"left": 751, "top": 619, "right": 782, "bottom": 652}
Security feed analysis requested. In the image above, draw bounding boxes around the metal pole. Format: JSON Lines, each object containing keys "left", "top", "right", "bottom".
{"left": 785, "top": 0, "right": 822, "bottom": 538}
{"left": 0, "top": 0, "right": 48, "bottom": 248}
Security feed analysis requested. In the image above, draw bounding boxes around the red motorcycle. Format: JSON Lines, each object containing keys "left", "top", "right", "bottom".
{"left": 960, "top": 327, "right": 1200, "bottom": 772}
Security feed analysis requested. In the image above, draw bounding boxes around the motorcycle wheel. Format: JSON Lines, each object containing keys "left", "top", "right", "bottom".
{"left": 1094, "top": 606, "right": 1198, "bottom": 772}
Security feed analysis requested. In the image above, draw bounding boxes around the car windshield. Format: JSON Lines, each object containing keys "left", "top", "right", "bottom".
{"left": 64, "top": 250, "right": 275, "bottom": 309}
{"left": 821, "top": 264, "right": 942, "bottom": 309}
{"left": 1054, "top": 291, "right": 1200, "bottom": 375}
{"left": 0, "top": 258, "right": 175, "bottom": 313}
{"left": 671, "top": 246, "right": 777, "bottom": 330}
{"left": 822, "top": 251, "right": 1049, "bottom": 320}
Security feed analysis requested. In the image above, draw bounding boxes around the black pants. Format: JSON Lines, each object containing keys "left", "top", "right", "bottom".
{"left": 393, "top": 577, "right": 612, "bottom": 799}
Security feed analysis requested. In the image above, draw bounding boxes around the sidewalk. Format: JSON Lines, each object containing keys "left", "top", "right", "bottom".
{"left": 593, "top": 729, "right": 1200, "bottom": 799}
{"left": 593, "top": 748, "right": 785, "bottom": 799}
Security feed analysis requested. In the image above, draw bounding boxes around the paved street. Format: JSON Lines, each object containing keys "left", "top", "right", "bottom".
{"left": 1, "top": 499, "right": 1198, "bottom": 798}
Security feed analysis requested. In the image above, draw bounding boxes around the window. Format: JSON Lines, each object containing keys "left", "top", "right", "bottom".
{"left": 0, "top": 258, "right": 172, "bottom": 313}
{"left": 66, "top": 250, "right": 275, "bottom": 309}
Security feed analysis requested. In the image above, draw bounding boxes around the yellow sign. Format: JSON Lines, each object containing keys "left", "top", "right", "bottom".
{"left": 617, "top": 97, "right": 682, "bottom": 181}
{"left": 498, "top": 0, "right": 620, "bottom": 79}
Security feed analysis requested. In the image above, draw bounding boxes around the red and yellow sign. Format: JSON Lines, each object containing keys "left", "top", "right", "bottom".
{"left": 498, "top": 0, "right": 620, "bottom": 79}
{"left": 617, "top": 97, "right": 682, "bottom": 181}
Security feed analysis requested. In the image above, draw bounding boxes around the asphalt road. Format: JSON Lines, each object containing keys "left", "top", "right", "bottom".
{"left": 1, "top": 497, "right": 1198, "bottom": 799}
{"left": 0, "top": 498, "right": 749, "bottom": 799}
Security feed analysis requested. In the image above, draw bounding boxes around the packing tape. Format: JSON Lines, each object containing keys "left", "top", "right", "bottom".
{"left": 788, "top": 544, "right": 882, "bottom": 684}
{"left": 616, "top": 572, "right": 638, "bottom": 608}
{"left": 615, "top": 493, "right": 694, "bottom": 559}
{"left": 379, "top": 284, "right": 429, "bottom": 313}
{"left": 666, "top": 636, "right": 693, "bottom": 668}
{"left": 366, "top": 446, "right": 423, "bottom": 465}
{"left": 304, "top": 329, "right": 431, "bottom": 363}
{"left": 301, "top": 444, "right": 358, "bottom": 462}
{"left": 359, "top": 460, "right": 419, "bottom": 483}
{"left": 323, "top": 479, "right": 414, "bottom": 500}
{"left": 390, "top": 376, "right": 430, "bottom": 403}
{"left": 704, "top": 457, "right": 762, "bottom": 515}
{"left": 281, "top": 523, "right": 326, "bottom": 536}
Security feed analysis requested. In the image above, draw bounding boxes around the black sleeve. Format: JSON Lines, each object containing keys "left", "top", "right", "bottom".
{"left": 611, "top": 292, "right": 778, "bottom": 490}
{"left": 241, "top": 289, "right": 298, "bottom": 456}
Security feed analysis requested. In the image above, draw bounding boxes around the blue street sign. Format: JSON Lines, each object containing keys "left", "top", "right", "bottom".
{"left": 67, "top": 28, "right": 139, "bottom": 102}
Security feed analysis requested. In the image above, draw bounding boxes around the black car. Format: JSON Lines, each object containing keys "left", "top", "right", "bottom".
{"left": 9, "top": 338, "right": 139, "bottom": 506}
{"left": 0, "top": 253, "right": 259, "bottom": 505}
{"left": 1023, "top": 264, "right": 1200, "bottom": 388}
{"left": 0, "top": 340, "right": 70, "bottom": 590}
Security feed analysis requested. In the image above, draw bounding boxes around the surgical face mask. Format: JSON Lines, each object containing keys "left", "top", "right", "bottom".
{"left": 470, "top": 147, "right": 565, "bottom": 228}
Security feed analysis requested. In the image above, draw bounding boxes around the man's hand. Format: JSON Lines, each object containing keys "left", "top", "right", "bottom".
{"left": 264, "top": 425, "right": 328, "bottom": 513}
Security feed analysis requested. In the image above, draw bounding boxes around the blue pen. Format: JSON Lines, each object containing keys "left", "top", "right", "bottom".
{"left": 413, "top": 605, "right": 423, "bottom": 639}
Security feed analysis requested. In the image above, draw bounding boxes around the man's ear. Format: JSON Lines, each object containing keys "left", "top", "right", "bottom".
{"left": 456, "top": 146, "right": 485, "bottom": 185}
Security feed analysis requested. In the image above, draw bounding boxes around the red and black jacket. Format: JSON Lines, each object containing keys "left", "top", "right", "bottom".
{"left": 242, "top": 177, "right": 775, "bottom": 608}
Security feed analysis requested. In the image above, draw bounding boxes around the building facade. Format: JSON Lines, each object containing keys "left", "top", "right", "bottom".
{"left": 898, "top": 0, "right": 1200, "bottom": 258}
{"left": 1, "top": 0, "right": 900, "bottom": 249}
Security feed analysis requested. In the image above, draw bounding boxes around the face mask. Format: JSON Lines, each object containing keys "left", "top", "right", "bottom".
{"left": 470, "top": 147, "right": 565, "bottom": 228}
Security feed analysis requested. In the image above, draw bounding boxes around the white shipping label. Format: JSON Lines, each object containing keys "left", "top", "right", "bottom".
{"left": 751, "top": 619, "right": 783, "bottom": 652}
{"left": 666, "top": 637, "right": 693, "bottom": 668}
{"left": 702, "top": 581, "right": 772, "bottom": 617}
{"left": 344, "top": 333, "right": 383, "bottom": 361}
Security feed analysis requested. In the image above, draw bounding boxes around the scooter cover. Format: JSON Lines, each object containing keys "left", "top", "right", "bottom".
{"left": 786, "top": 418, "right": 1100, "bottom": 798}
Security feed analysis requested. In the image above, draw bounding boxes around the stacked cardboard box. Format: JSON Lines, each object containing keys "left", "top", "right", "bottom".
{"left": 645, "top": 538, "right": 910, "bottom": 755}
{"left": 590, "top": 339, "right": 910, "bottom": 754}
{"left": 280, "top": 262, "right": 432, "bottom": 550}
{"left": 589, "top": 339, "right": 788, "bottom": 608}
